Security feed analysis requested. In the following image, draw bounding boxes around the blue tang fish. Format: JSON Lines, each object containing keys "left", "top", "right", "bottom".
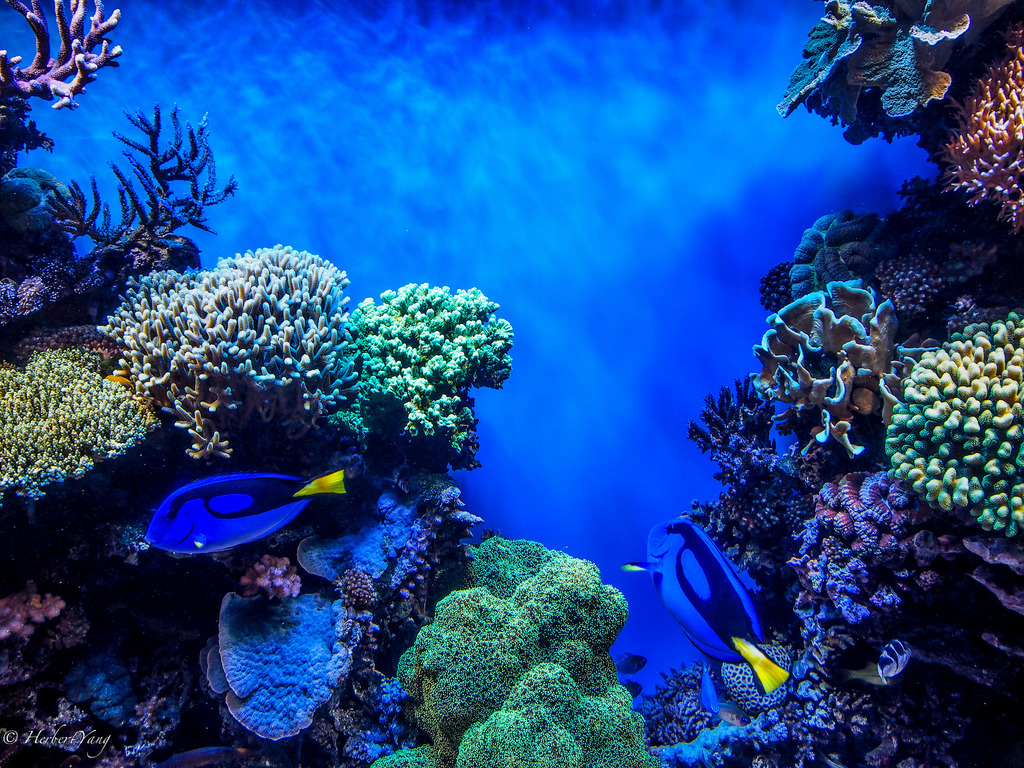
{"left": 145, "top": 470, "right": 348, "bottom": 554}
{"left": 624, "top": 519, "right": 789, "bottom": 694}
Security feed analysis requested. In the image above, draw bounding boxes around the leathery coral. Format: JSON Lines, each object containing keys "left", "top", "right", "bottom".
{"left": 942, "top": 24, "right": 1024, "bottom": 234}
{"left": 101, "top": 245, "right": 357, "bottom": 459}
{"left": 752, "top": 280, "right": 914, "bottom": 457}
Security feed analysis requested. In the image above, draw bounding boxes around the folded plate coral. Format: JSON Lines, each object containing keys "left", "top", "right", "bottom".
{"left": 888, "top": 314, "right": 1024, "bottom": 536}
{"left": 0, "top": 348, "right": 156, "bottom": 503}
{"left": 101, "top": 244, "right": 357, "bottom": 458}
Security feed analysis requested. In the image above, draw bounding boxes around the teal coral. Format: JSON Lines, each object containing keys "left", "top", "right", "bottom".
{"left": 340, "top": 283, "right": 513, "bottom": 469}
{"left": 887, "top": 314, "right": 1024, "bottom": 536}
{"left": 101, "top": 245, "right": 357, "bottom": 459}
{"left": 0, "top": 349, "right": 156, "bottom": 503}
{"left": 374, "top": 538, "right": 653, "bottom": 768}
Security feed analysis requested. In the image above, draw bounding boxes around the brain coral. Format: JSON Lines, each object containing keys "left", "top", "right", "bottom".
{"left": 339, "top": 283, "right": 513, "bottom": 470}
{"left": 887, "top": 314, "right": 1024, "bottom": 536}
{"left": 752, "top": 280, "right": 907, "bottom": 457}
{"left": 376, "top": 537, "right": 653, "bottom": 768}
{"left": 101, "top": 245, "right": 356, "bottom": 458}
{"left": 0, "top": 349, "right": 156, "bottom": 502}
{"left": 942, "top": 25, "right": 1024, "bottom": 234}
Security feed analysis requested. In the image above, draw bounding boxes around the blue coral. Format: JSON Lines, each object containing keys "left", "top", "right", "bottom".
{"left": 64, "top": 650, "right": 137, "bottom": 728}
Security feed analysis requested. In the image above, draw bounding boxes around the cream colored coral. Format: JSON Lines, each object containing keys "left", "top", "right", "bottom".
{"left": 0, "top": 349, "right": 156, "bottom": 502}
{"left": 102, "top": 245, "right": 356, "bottom": 459}
{"left": 943, "top": 25, "right": 1024, "bottom": 233}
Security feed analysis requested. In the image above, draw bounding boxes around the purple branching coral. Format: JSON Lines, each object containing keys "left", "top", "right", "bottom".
{"left": 0, "top": 0, "right": 122, "bottom": 110}
{"left": 240, "top": 554, "right": 302, "bottom": 599}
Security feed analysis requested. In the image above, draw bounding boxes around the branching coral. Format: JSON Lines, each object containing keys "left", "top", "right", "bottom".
{"left": 888, "top": 314, "right": 1024, "bottom": 536}
{"left": 338, "top": 283, "right": 513, "bottom": 471}
{"left": 0, "top": 581, "right": 64, "bottom": 640}
{"left": 0, "top": 0, "right": 122, "bottom": 110}
{"left": 752, "top": 280, "right": 912, "bottom": 458}
{"left": 873, "top": 254, "right": 945, "bottom": 321}
{"left": 778, "top": 0, "right": 1014, "bottom": 126}
{"left": 240, "top": 555, "right": 301, "bottom": 599}
{"left": 101, "top": 245, "right": 357, "bottom": 459}
{"left": 0, "top": 348, "right": 156, "bottom": 502}
{"left": 942, "top": 25, "right": 1024, "bottom": 234}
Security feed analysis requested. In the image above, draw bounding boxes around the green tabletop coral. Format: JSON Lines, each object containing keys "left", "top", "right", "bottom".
{"left": 339, "top": 283, "right": 513, "bottom": 470}
{"left": 0, "top": 349, "right": 156, "bottom": 503}
{"left": 887, "top": 314, "right": 1024, "bottom": 536}
{"left": 373, "top": 537, "right": 655, "bottom": 768}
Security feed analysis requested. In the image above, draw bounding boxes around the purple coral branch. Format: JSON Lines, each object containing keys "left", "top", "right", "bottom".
{"left": 1, "top": 0, "right": 121, "bottom": 109}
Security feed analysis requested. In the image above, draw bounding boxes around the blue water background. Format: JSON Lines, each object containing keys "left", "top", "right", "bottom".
{"left": 4, "top": 0, "right": 932, "bottom": 694}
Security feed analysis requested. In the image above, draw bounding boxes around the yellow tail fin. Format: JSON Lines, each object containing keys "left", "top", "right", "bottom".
{"left": 294, "top": 469, "right": 347, "bottom": 498}
{"left": 732, "top": 637, "right": 789, "bottom": 694}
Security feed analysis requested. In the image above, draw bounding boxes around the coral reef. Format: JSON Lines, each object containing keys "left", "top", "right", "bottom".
{"left": 239, "top": 554, "right": 302, "bottom": 599}
{"left": 0, "top": 348, "right": 156, "bottom": 503}
{"left": 0, "top": 581, "right": 64, "bottom": 641}
{"left": 377, "top": 537, "right": 654, "bottom": 768}
{"left": 337, "top": 283, "right": 513, "bottom": 472}
{"left": 942, "top": 24, "right": 1024, "bottom": 234}
{"left": 101, "top": 245, "right": 357, "bottom": 458}
{"left": 888, "top": 314, "right": 1024, "bottom": 535}
{"left": 872, "top": 254, "right": 945, "bottom": 322}
{"left": 788, "top": 211, "right": 879, "bottom": 300}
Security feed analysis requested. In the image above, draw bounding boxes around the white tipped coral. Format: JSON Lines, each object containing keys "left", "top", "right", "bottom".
{"left": 101, "top": 245, "right": 356, "bottom": 459}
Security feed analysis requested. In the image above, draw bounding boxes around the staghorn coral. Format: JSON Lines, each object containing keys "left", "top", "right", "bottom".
{"left": 778, "top": 0, "right": 1015, "bottom": 128}
{"left": 887, "top": 314, "right": 1024, "bottom": 536}
{"left": 0, "top": 0, "right": 121, "bottom": 110}
{"left": 0, "top": 348, "right": 156, "bottom": 502}
{"left": 752, "top": 280, "right": 917, "bottom": 458}
{"left": 101, "top": 245, "right": 357, "bottom": 459}
{"left": 942, "top": 25, "right": 1024, "bottom": 234}
{"left": 337, "top": 283, "right": 513, "bottom": 472}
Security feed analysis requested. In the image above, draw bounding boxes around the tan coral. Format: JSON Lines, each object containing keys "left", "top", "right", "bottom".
{"left": 101, "top": 245, "right": 356, "bottom": 459}
{"left": 942, "top": 24, "right": 1024, "bottom": 233}
{"left": 752, "top": 280, "right": 924, "bottom": 458}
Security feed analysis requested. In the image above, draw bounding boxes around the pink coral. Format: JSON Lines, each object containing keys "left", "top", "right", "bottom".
{"left": 0, "top": 581, "right": 65, "bottom": 640}
{"left": 873, "top": 255, "right": 943, "bottom": 320}
{"left": 0, "top": 0, "right": 122, "bottom": 109}
{"left": 239, "top": 555, "right": 301, "bottom": 599}
{"left": 942, "top": 25, "right": 1024, "bottom": 233}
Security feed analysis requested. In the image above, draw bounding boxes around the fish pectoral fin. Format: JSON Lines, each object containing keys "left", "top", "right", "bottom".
{"left": 192, "top": 533, "right": 207, "bottom": 549}
{"left": 732, "top": 637, "right": 789, "bottom": 695}
{"left": 294, "top": 469, "right": 347, "bottom": 498}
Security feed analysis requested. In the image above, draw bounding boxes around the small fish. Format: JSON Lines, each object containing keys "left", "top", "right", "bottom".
{"left": 152, "top": 746, "right": 252, "bottom": 768}
{"left": 623, "top": 679, "right": 643, "bottom": 698}
{"left": 840, "top": 640, "right": 912, "bottom": 686}
{"left": 614, "top": 653, "right": 647, "bottom": 675}
{"left": 699, "top": 664, "right": 751, "bottom": 727}
{"left": 104, "top": 374, "right": 133, "bottom": 388}
{"left": 146, "top": 470, "right": 347, "bottom": 554}
{"left": 624, "top": 519, "right": 789, "bottom": 694}
{"left": 877, "top": 639, "right": 911, "bottom": 681}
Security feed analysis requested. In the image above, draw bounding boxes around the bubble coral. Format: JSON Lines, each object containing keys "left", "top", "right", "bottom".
{"left": 0, "top": 348, "right": 156, "bottom": 502}
{"left": 887, "top": 314, "right": 1024, "bottom": 536}
{"left": 752, "top": 280, "right": 906, "bottom": 457}
{"left": 101, "top": 245, "right": 357, "bottom": 459}
{"left": 942, "top": 24, "right": 1024, "bottom": 234}
{"left": 340, "top": 283, "right": 513, "bottom": 470}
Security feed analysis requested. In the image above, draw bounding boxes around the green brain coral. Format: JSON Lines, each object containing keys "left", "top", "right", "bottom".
{"left": 338, "top": 283, "right": 513, "bottom": 470}
{"left": 374, "top": 538, "right": 655, "bottom": 768}
{"left": 887, "top": 314, "right": 1024, "bottom": 535}
{"left": 0, "top": 349, "right": 157, "bottom": 503}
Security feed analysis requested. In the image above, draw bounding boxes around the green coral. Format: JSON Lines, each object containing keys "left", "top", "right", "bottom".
{"left": 338, "top": 283, "right": 513, "bottom": 469}
{"left": 0, "top": 349, "right": 157, "bottom": 502}
{"left": 374, "top": 538, "right": 654, "bottom": 768}
{"left": 887, "top": 314, "right": 1024, "bottom": 536}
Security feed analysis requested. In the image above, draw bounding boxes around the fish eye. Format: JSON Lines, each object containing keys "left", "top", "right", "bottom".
{"left": 167, "top": 509, "right": 178, "bottom": 520}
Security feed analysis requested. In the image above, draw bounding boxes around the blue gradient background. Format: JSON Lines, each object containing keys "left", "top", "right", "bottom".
{"left": 3, "top": 0, "right": 933, "bottom": 694}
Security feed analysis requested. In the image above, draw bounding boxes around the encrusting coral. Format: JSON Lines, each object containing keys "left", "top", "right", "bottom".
{"left": 752, "top": 280, "right": 915, "bottom": 458}
{"left": 101, "top": 244, "right": 357, "bottom": 459}
{"left": 0, "top": 348, "right": 156, "bottom": 502}
{"left": 942, "top": 24, "right": 1024, "bottom": 234}
{"left": 338, "top": 283, "right": 513, "bottom": 471}
{"left": 887, "top": 314, "right": 1024, "bottom": 536}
